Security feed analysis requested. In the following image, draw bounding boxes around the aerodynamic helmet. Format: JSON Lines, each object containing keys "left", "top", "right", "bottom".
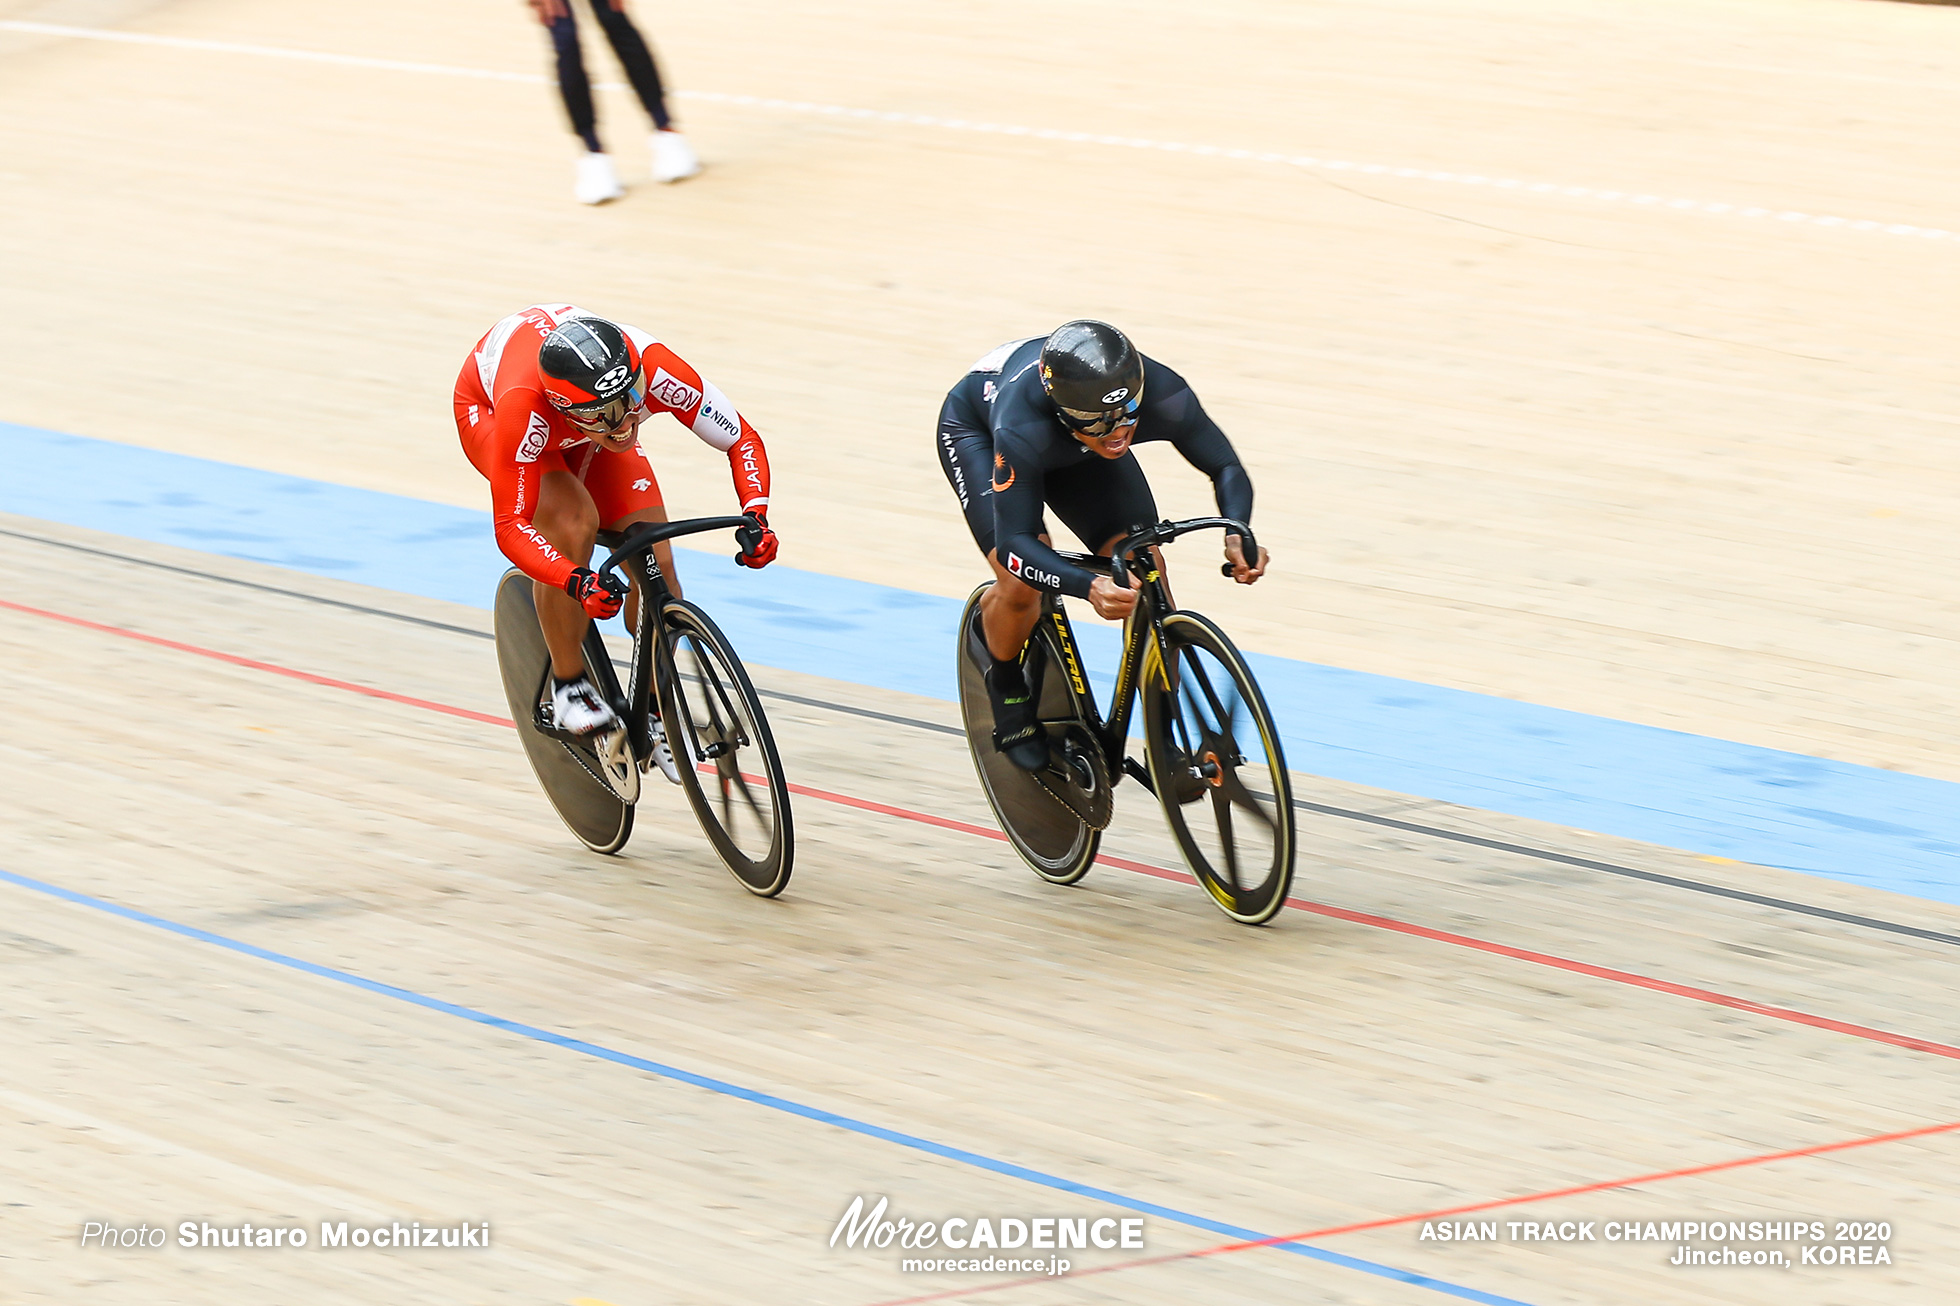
{"left": 538, "top": 316, "right": 647, "bottom": 435}
{"left": 1039, "top": 320, "right": 1144, "bottom": 437}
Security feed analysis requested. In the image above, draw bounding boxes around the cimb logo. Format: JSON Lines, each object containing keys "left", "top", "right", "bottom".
{"left": 1005, "top": 552, "right": 1060, "bottom": 589}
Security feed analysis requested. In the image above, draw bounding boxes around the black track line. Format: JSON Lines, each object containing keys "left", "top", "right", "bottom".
{"left": 1, "top": 525, "right": 962, "bottom": 738}
{"left": 1291, "top": 799, "right": 1960, "bottom": 948}
{"left": 7, "top": 523, "right": 1952, "bottom": 948}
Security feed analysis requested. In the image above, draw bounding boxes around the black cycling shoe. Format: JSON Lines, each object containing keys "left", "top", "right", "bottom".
{"left": 986, "top": 662, "right": 1050, "bottom": 772}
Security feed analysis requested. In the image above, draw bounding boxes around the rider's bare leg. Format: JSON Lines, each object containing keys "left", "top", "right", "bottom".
{"left": 532, "top": 471, "right": 601, "bottom": 681}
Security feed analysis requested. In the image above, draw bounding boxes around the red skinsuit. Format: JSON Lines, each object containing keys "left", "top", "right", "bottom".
{"left": 454, "top": 303, "right": 771, "bottom": 589}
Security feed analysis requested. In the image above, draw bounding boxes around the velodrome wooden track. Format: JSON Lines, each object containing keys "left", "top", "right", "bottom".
{"left": 4, "top": 0, "right": 1960, "bottom": 1302}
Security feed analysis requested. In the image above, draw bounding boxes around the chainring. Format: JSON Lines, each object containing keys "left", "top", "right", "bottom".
{"left": 1028, "top": 723, "right": 1114, "bottom": 831}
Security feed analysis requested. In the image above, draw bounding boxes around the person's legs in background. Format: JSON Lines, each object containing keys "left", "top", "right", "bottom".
{"left": 589, "top": 1, "right": 700, "bottom": 183}
{"left": 548, "top": 6, "right": 627, "bottom": 203}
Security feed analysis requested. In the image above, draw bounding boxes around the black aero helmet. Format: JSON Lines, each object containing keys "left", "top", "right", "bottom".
{"left": 1039, "top": 320, "right": 1144, "bottom": 436}
{"left": 538, "top": 316, "right": 647, "bottom": 434}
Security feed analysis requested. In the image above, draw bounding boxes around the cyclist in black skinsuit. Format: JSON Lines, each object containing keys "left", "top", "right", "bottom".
{"left": 937, "top": 320, "right": 1270, "bottom": 770}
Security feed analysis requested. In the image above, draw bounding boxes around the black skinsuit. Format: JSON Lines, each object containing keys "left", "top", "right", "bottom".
{"left": 936, "top": 336, "right": 1253, "bottom": 599}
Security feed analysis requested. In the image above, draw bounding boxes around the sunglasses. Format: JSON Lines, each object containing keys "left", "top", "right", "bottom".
{"left": 1057, "top": 396, "right": 1141, "bottom": 438}
{"left": 561, "top": 367, "right": 649, "bottom": 435}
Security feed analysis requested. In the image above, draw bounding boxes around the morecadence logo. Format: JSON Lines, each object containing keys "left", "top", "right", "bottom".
{"left": 831, "top": 1194, "right": 1144, "bottom": 1271}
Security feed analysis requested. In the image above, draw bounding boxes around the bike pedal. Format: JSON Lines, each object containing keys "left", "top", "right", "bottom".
{"left": 1121, "top": 756, "right": 1155, "bottom": 794}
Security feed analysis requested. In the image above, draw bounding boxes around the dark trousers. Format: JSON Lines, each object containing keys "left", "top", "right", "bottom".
{"left": 548, "top": 1, "right": 672, "bottom": 153}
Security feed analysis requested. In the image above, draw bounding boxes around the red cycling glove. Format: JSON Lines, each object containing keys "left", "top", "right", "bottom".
{"left": 565, "top": 567, "right": 627, "bottom": 619}
{"left": 735, "top": 510, "right": 778, "bottom": 569}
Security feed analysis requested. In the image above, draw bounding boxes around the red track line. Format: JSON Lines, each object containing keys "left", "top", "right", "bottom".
{"left": 0, "top": 597, "right": 512, "bottom": 727}
{"left": 1287, "top": 898, "right": 1960, "bottom": 1061}
{"left": 862, "top": 1116, "right": 1960, "bottom": 1306}
{"left": 16, "top": 597, "right": 1960, "bottom": 1066}
{"left": 786, "top": 780, "right": 1011, "bottom": 844}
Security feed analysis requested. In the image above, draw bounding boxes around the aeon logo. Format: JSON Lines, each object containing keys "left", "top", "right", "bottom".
{"left": 517, "top": 412, "right": 550, "bottom": 463}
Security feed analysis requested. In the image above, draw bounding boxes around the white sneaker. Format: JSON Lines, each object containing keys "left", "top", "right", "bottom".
{"left": 647, "top": 716, "right": 683, "bottom": 784}
{"left": 650, "top": 131, "right": 700, "bottom": 184}
{"left": 550, "top": 674, "right": 621, "bottom": 736}
{"left": 575, "top": 152, "right": 625, "bottom": 205}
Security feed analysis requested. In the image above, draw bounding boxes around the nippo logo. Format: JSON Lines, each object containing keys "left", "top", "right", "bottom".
{"left": 1100, "top": 387, "right": 1129, "bottom": 404}
{"left": 594, "top": 364, "right": 632, "bottom": 396}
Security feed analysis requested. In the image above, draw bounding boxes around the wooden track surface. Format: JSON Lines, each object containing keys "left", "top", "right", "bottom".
{"left": 3, "top": 517, "right": 1958, "bottom": 1303}
{"left": 2, "top": 0, "right": 1958, "bottom": 776}
{"left": 3, "top": 1, "right": 1959, "bottom": 1301}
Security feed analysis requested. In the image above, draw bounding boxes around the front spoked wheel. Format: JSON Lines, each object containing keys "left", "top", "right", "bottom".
{"left": 1142, "top": 613, "right": 1296, "bottom": 924}
{"left": 657, "top": 599, "right": 794, "bottom": 896}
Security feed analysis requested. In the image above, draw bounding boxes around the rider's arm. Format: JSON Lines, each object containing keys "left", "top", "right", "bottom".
{"left": 483, "top": 399, "right": 580, "bottom": 590}
{"left": 628, "top": 335, "right": 772, "bottom": 514}
{"left": 991, "top": 433, "right": 1099, "bottom": 599}
{"left": 1147, "top": 373, "right": 1253, "bottom": 525}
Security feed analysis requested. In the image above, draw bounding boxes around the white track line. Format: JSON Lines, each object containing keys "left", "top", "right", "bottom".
{"left": 5, "top": 18, "right": 1951, "bottom": 245}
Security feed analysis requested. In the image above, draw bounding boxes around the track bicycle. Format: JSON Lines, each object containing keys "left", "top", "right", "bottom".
{"left": 957, "top": 517, "right": 1295, "bottom": 924}
{"left": 493, "top": 515, "right": 793, "bottom": 896}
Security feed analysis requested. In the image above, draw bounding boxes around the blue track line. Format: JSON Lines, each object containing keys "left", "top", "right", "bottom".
{"left": 0, "top": 865, "right": 1536, "bottom": 1305}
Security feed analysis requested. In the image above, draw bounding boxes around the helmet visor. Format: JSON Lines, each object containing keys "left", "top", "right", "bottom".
{"left": 1056, "top": 391, "right": 1142, "bottom": 437}
{"left": 560, "top": 366, "right": 648, "bottom": 434}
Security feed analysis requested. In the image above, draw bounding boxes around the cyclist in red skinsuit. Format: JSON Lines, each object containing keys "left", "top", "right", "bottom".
{"left": 454, "top": 303, "right": 776, "bottom": 739}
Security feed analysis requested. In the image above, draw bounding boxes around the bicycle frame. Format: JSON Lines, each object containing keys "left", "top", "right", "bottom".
{"left": 596, "top": 515, "right": 751, "bottom": 760}
{"left": 1039, "top": 516, "right": 1256, "bottom": 788}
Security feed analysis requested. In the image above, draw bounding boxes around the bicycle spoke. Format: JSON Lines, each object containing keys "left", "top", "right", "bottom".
{"left": 716, "top": 756, "right": 769, "bottom": 840}
{"left": 1182, "top": 647, "right": 1238, "bottom": 734}
{"left": 732, "top": 764, "right": 767, "bottom": 821}
{"left": 1213, "top": 759, "right": 1277, "bottom": 836}
{"left": 689, "top": 645, "right": 773, "bottom": 852}
{"left": 691, "top": 640, "right": 754, "bottom": 751}
{"left": 1212, "top": 788, "right": 1241, "bottom": 891}
{"left": 1171, "top": 693, "right": 1200, "bottom": 759}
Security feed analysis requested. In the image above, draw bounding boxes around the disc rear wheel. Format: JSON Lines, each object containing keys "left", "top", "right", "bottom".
{"left": 956, "top": 588, "right": 1101, "bottom": 885}
{"left": 493, "top": 569, "right": 633, "bottom": 855}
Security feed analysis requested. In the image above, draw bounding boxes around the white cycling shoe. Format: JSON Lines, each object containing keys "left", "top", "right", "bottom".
{"left": 645, "top": 716, "right": 684, "bottom": 784}
{"left": 650, "top": 130, "right": 700, "bottom": 183}
{"left": 550, "top": 673, "right": 621, "bottom": 736}
{"left": 575, "top": 152, "right": 625, "bottom": 205}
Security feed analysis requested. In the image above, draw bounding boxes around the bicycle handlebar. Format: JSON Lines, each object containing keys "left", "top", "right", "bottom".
{"left": 1111, "top": 517, "right": 1257, "bottom": 582}
{"left": 595, "top": 515, "right": 754, "bottom": 578}
{"left": 1046, "top": 517, "right": 1258, "bottom": 585}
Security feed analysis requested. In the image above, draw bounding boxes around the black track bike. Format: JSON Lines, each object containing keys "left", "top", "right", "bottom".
{"left": 493, "top": 516, "right": 793, "bottom": 896}
{"left": 957, "top": 517, "right": 1295, "bottom": 924}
